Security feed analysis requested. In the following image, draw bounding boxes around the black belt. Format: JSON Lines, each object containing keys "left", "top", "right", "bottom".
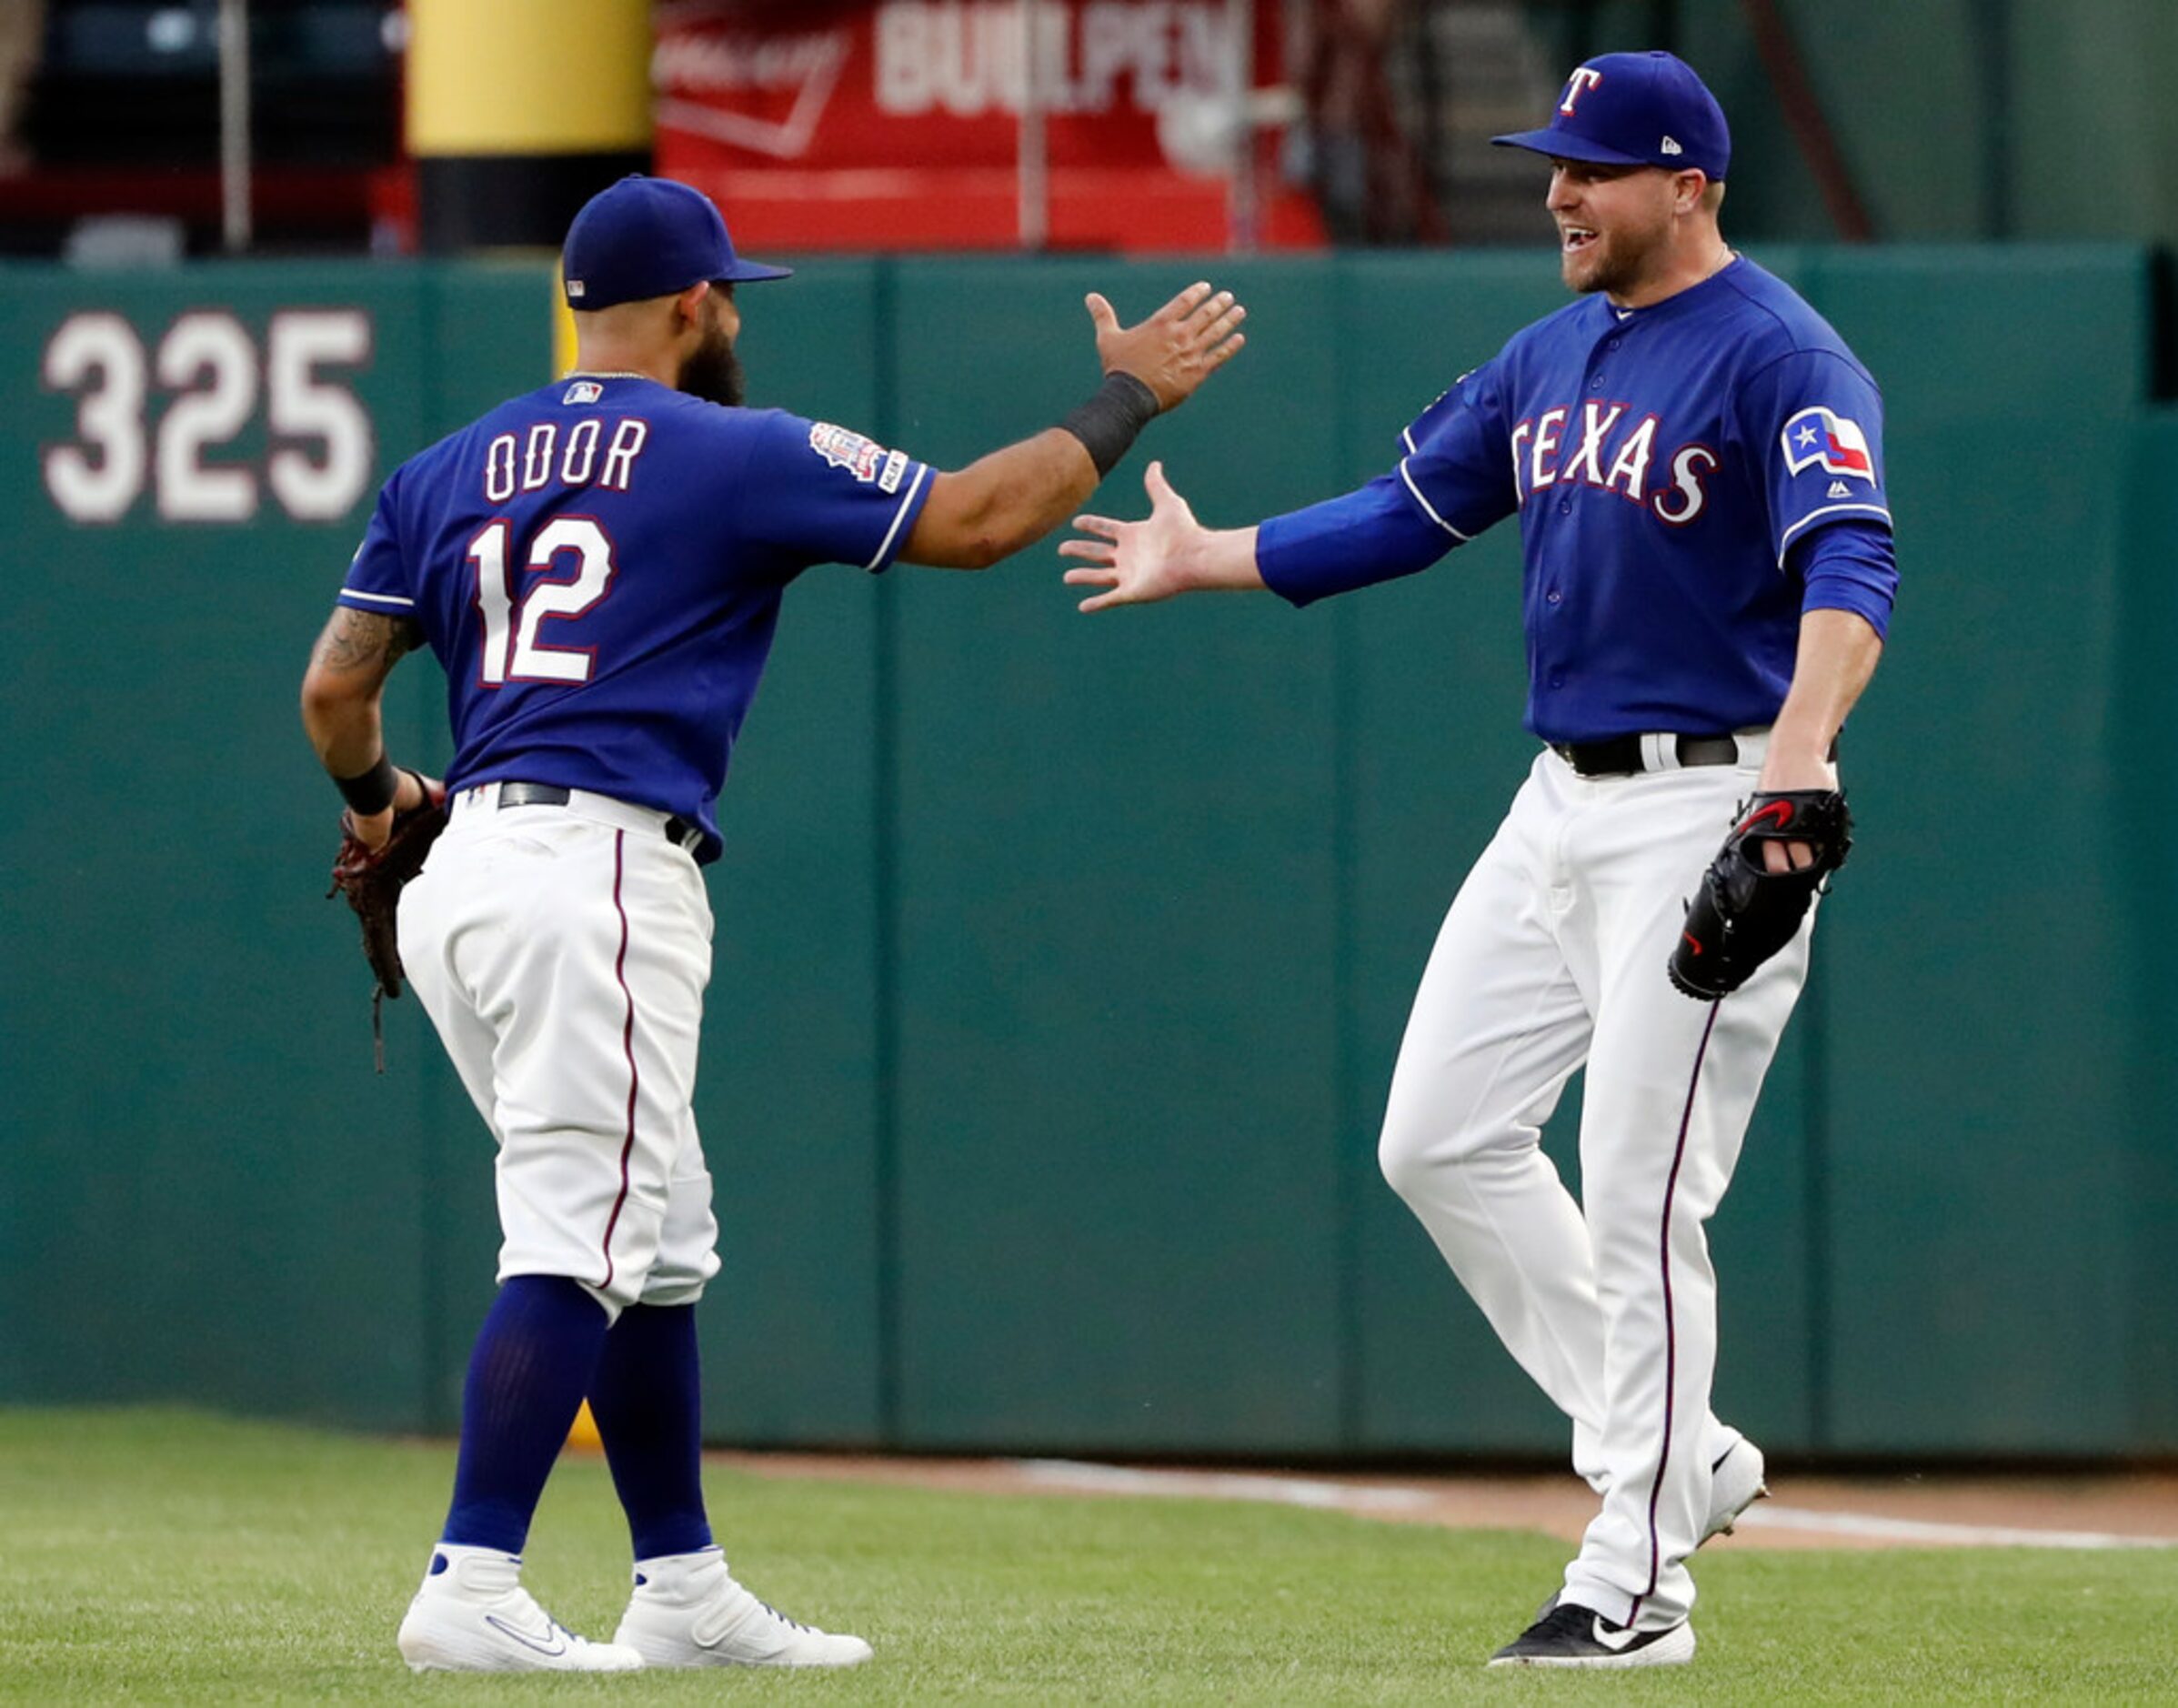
{"left": 494, "top": 781, "right": 704, "bottom": 853}
{"left": 1550, "top": 734, "right": 1741, "bottom": 778}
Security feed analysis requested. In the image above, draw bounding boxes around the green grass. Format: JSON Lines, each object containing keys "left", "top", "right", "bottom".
{"left": 2, "top": 1409, "right": 2174, "bottom": 1703}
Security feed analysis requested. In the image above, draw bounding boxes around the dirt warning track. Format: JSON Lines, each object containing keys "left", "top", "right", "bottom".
{"left": 708, "top": 1451, "right": 2178, "bottom": 1552}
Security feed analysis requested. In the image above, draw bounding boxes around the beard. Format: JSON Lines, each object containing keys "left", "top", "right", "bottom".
{"left": 1561, "top": 215, "right": 1671, "bottom": 299}
{"left": 1563, "top": 231, "right": 1637, "bottom": 296}
{"left": 677, "top": 317, "right": 746, "bottom": 407}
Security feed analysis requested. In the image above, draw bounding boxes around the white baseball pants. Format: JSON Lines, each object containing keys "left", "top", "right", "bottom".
{"left": 1378, "top": 745, "right": 1812, "bottom": 1631}
{"left": 399, "top": 785, "right": 722, "bottom": 1321}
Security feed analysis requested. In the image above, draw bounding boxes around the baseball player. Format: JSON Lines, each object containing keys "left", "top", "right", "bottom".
{"left": 1061, "top": 52, "right": 1893, "bottom": 1668}
{"left": 299, "top": 174, "right": 1245, "bottom": 1673}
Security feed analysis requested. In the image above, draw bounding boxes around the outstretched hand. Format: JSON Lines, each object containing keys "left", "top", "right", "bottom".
{"left": 1087, "top": 282, "right": 1247, "bottom": 412}
{"left": 1060, "top": 461, "right": 1211, "bottom": 612}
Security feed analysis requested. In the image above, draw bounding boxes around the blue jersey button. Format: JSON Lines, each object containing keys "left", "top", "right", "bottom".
{"left": 1557, "top": 499, "right": 1571, "bottom": 515}
{"left": 1546, "top": 589, "right": 1562, "bottom": 605}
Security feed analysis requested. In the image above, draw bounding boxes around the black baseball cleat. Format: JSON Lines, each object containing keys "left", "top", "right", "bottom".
{"left": 1487, "top": 1601, "right": 1696, "bottom": 1668}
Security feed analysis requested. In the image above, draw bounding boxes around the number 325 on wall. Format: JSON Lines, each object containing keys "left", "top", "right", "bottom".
{"left": 42, "top": 308, "right": 372, "bottom": 525}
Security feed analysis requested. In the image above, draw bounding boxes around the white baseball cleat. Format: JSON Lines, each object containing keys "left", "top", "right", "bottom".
{"left": 1702, "top": 1435, "right": 1769, "bottom": 1542}
{"left": 613, "top": 1547, "right": 873, "bottom": 1668}
{"left": 396, "top": 1544, "right": 645, "bottom": 1673}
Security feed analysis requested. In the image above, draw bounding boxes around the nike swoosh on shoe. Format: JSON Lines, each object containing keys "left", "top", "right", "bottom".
{"left": 485, "top": 1613, "right": 569, "bottom": 1657}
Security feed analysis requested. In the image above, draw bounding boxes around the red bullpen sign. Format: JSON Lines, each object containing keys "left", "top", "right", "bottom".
{"left": 653, "top": 0, "right": 1325, "bottom": 250}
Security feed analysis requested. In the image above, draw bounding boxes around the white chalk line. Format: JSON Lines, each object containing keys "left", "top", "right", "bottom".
{"left": 1734, "top": 1505, "right": 2173, "bottom": 1550}
{"left": 1011, "top": 1458, "right": 2177, "bottom": 1550}
{"left": 1015, "top": 1459, "right": 1438, "bottom": 1512}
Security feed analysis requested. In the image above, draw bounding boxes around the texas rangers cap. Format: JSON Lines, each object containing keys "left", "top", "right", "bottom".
{"left": 562, "top": 175, "right": 791, "bottom": 310}
{"left": 1491, "top": 51, "right": 1731, "bottom": 180}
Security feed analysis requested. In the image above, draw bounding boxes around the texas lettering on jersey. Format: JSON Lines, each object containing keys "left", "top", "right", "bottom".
{"left": 1399, "top": 261, "right": 1892, "bottom": 552}
{"left": 1510, "top": 402, "right": 1717, "bottom": 526}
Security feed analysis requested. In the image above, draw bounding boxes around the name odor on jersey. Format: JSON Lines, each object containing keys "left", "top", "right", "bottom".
{"left": 482, "top": 417, "right": 650, "bottom": 502}
{"left": 474, "top": 415, "right": 910, "bottom": 504}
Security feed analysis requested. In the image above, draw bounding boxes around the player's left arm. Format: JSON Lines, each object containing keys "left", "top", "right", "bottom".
{"left": 300, "top": 606, "right": 435, "bottom": 848}
{"left": 1746, "top": 348, "right": 1899, "bottom": 870}
{"left": 1757, "top": 605, "right": 1882, "bottom": 869}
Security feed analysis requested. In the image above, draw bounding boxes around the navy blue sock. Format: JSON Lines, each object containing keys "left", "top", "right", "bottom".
{"left": 587, "top": 1302, "right": 714, "bottom": 1561}
{"left": 441, "top": 1275, "right": 612, "bottom": 1554}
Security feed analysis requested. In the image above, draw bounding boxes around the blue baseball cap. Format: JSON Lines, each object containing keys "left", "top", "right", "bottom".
{"left": 1492, "top": 51, "right": 1731, "bottom": 180}
{"left": 562, "top": 175, "right": 790, "bottom": 310}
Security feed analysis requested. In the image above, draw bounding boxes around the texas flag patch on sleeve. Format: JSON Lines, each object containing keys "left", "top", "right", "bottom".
{"left": 1780, "top": 407, "right": 1876, "bottom": 482}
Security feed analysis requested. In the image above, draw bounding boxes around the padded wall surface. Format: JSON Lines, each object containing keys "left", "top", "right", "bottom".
{"left": 2, "top": 246, "right": 2166, "bottom": 1455}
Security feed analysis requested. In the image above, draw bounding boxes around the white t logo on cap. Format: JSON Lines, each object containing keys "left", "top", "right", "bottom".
{"left": 1561, "top": 67, "right": 1603, "bottom": 115}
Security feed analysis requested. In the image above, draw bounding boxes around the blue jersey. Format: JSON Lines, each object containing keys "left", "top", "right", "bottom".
{"left": 1257, "top": 257, "right": 1896, "bottom": 741}
{"left": 338, "top": 376, "right": 933, "bottom": 860}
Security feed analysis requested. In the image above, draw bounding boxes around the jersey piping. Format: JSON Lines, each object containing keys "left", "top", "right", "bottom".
{"left": 1400, "top": 458, "right": 1473, "bottom": 539}
{"left": 1777, "top": 500, "right": 1894, "bottom": 558}
{"left": 868, "top": 464, "right": 929, "bottom": 570}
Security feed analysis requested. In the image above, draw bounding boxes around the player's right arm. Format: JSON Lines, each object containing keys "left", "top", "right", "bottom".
{"left": 899, "top": 281, "right": 1247, "bottom": 569}
{"left": 300, "top": 605, "right": 435, "bottom": 846}
{"left": 1061, "top": 461, "right": 1267, "bottom": 608}
{"left": 299, "top": 473, "right": 438, "bottom": 848}
{"left": 1062, "top": 360, "right": 1519, "bottom": 611}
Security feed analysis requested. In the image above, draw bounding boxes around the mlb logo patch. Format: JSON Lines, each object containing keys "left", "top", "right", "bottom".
{"left": 809, "top": 422, "right": 885, "bottom": 483}
{"left": 563, "top": 380, "right": 603, "bottom": 406}
{"left": 567, "top": 279, "right": 587, "bottom": 300}
{"left": 1781, "top": 407, "right": 1875, "bottom": 482}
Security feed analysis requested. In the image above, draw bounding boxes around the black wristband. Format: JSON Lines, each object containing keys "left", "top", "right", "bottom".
{"left": 1059, "top": 372, "right": 1159, "bottom": 478}
{"left": 334, "top": 750, "right": 399, "bottom": 816}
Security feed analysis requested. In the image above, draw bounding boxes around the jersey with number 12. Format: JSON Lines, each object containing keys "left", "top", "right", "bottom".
{"left": 338, "top": 375, "right": 932, "bottom": 860}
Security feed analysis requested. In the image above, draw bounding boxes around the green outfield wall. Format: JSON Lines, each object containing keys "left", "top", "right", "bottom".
{"left": 0, "top": 246, "right": 2165, "bottom": 1459}
{"left": 1531, "top": 1, "right": 2178, "bottom": 253}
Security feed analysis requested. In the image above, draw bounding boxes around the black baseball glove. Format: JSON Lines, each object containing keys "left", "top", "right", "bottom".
{"left": 1668, "top": 789, "right": 1852, "bottom": 1000}
{"left": 327, "top": 773, "right": 447, "bottom": 1063}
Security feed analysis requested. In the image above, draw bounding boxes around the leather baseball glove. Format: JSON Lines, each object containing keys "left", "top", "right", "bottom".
{"left": 1668, "top": 789, "right": 1852, "bottom": 1000}
{"left": 327, "top": 773, "right": 447, "bottom": 1061}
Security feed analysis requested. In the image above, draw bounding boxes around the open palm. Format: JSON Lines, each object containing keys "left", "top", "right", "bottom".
{"left": 1059, "top": 462, "right": 1205, "bottom": 612}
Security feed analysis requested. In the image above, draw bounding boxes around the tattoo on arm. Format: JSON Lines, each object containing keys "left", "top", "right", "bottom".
{"left": 314, "top": 607, "right": 422, "bottom": 678}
